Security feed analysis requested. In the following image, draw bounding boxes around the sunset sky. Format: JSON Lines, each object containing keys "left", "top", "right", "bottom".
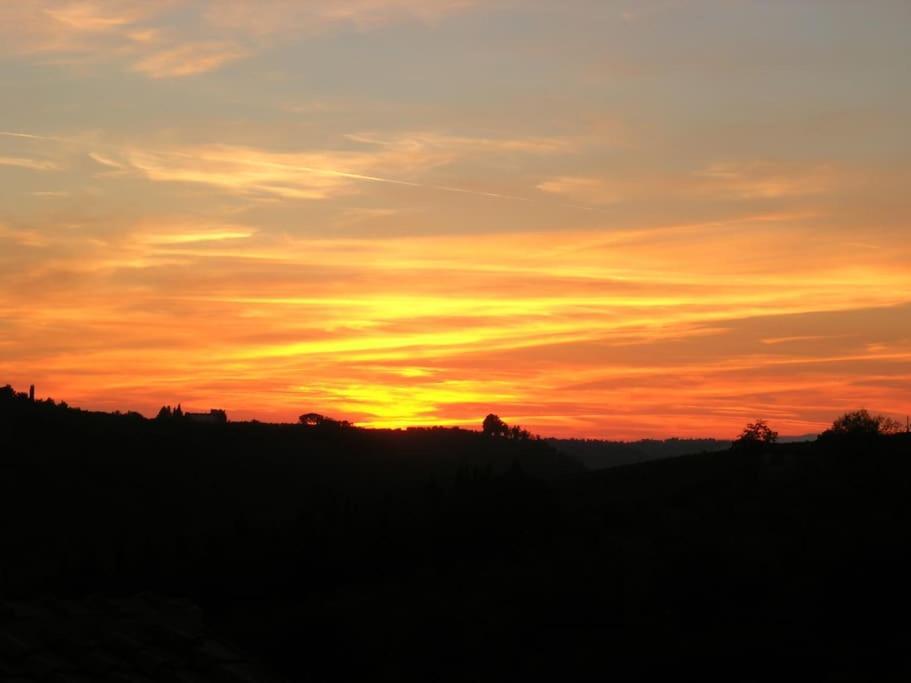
{"left": 1, "top": 1, "right": 909, "bottom": 438}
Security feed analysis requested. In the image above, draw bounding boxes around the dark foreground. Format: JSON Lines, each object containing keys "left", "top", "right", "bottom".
{"left": 3, "top": 391, "right": 911, "bottom": 681}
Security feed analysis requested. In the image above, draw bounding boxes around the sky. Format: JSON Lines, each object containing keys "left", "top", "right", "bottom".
{"left": 1, "top": 0, "right": 910, "bottom": 438}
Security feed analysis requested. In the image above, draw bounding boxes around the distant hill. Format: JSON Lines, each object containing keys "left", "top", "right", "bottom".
{"left": 547, "top": 437, "right": 731, "bottom": 469}
{"left": 778, "top": 433, "right": 819, "bottom": 443}
{"left": 549, "top": 433, "right": 819, "bottom": 469}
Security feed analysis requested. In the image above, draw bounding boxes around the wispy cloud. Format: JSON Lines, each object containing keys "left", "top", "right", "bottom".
{"left": 347, "top": 131, "right": 576, "bottom": 156}
{"left": 538, "top": 161, "right": 845, "bottom": 205}
{"left": 120, "top": 144, "right": 421, "bottom": 199}
{"left": 136, "top": 224, "right": 255, "bottom": 244}
{"left": 0, "top": 1, "right": 170, "bottom": 56}
{"left": 65, "top": 131, "right": 572, "bottom": 201}
{"left": 87, "top": 151, "right": 125, "bottom": 169}
{"left": 3, "top": 215, "right": 909, "bottom": 435}
{"left": 537, "top": 176, "right": 620, "bottom": 205}
{"left": 0, "top": 0, "right": 490, "bottom": 78}
{"left": 132, "top": 41, "right": 249, "bottom": 78}
{"left": 0, "top": 156, "right": 60, "bottom": 171}
{"left": 695, "top": 162, "right": 839, "bottom": 199}
{"left": 202, "top": 0, "right": 486, "bottom": 37}
{"left": 41, "top": 2, "right": 144, "bottom": 31}
{"left": 1, "top": 131, "right": 67, "bottom": 142}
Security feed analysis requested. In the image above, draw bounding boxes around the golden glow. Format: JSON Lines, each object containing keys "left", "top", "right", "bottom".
{"left": 2, "top": 214, "right": 909, "bottom": 437}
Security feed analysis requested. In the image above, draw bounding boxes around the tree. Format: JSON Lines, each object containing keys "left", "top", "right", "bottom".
{"left": 299, "top": 413, "right": 352, "bottom": 429}
{"left": 823, "top": 409, "right": 902, "bottom": 438}
{"left": 482, "top": 414, "right": 509, "bottom": 437}
{"left": 509, "top": 424, "right": 531, "bottom": 441}
{"left": 733, "top": 419, "right": 778, "bottom": 449}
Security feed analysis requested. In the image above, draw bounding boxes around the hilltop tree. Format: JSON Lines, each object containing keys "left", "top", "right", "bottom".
{"left": 299, "top": 413, "right": 352, "bottom": 429}
{"left": 482, "top": 414, "right": 535, "bottom": 440}
{"left": 822, "top": 409, "right": 902, "bottom": 438}
{"left": 509, "top": 424, "right": 531, "bottom": 441}
{"left": 482, "top": 414, "right": 509, "bottom": 437}
{"left": 733, "top": 420, "right": 778, "bottom": 449}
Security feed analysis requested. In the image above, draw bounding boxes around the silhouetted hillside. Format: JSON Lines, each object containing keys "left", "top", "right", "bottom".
{"left": 548, "top": 436, "right": 731, "bottom": 469}
{"left": 2, "top": 386, "right": 911, "bottom": 681}
{"left": 549, "top": 435, "right": 819, "bottom": 470}
{"left": 0, "top": 386, "right": 579, "bottom": 598}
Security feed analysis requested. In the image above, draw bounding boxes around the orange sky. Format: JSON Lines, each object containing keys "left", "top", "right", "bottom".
{"left": 1, "top": 1, "right": 910, "bottom": 438}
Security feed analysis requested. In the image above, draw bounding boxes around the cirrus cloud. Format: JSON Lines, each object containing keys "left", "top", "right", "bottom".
{"left": 0, "top": 0, "right": 492, "bottom": 78}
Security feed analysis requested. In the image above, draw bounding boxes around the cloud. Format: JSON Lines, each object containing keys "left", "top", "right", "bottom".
{"left": 87, "top": 152, "right": 125, "bottom": 169}
{"left": 695, "top": 162, "right": 839, "bottom": 199}
{"left": 537, "top": 176, "right": 621, "bottom": 205}
{"left": 136, "top": 223, "right": 255, "bottom": 244}
{"left": 0, "top": 223, "right": 50, "bottom": 247}
{"left": 537, "top": 162, "right": 845, "bottom": 206}
{"left": 120, "top": 144, "right": 416, "bottom": 199}
{"left": 3, "top": 216, "right": 909, "bottom": 435}
{"left": 67, "top": 130, "right": 573, "bottom": 201}
{"left": 202, "top": 0, "right": 485, "bottom": 37}
{"left": 0, "top": 156, "right": 60, "bottom": 171}
{"left": 41, "top": 2, "right": 144, "bottom": 31}
{"left": 131, "top": 41, "right": 248, "bottom": 78}
{"left": 0, "top": 1, "right": 171, "bottom": 55}
{"left": 347, "top": 131, "right": 575, "bottom": 156}
{"left": 1, "top": 131, "right": 67, "bottom": 142}
{"left": 0, "top": 0, "right": 489, "bottom": 78}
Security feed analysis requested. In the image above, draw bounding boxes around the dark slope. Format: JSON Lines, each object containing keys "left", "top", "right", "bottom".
{"left": 3, "top": 388, "right": 911, "bottom": 681}
{"left": 548, "top": 436, "right": 731, "bottom": 468}
{"left": 0, "top": 389, "right": 579, "bottom": 595}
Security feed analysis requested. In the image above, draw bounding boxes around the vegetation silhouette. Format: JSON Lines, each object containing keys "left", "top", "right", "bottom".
{"left": 1, "top": 384, "right": 910, "bottom": 681}
{"left": 299, "top": 412, "right": 352, "bottom": 429}
{"left": 482, "top": 412, "right": 509, "bottom": 437}
{"left": 820, "top": 408, "right": 903, "bottom": 439}
{"left": 483, "top": 413, "right": 533, "bottom": 440}
{"left": 731, "top": 418, "right": 779, "bottom": 452}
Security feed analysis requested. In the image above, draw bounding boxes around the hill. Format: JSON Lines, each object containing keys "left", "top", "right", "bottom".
{"left": 547, "top": 436, "right": 731, "bottom": 468}
{"left": 548, "top": 434, "right": 818, "bottom": 470}
{"left": 2, "top": 386, "right": 911, "bottom": 681}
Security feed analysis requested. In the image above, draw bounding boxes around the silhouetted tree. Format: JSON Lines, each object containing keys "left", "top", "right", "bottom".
{"left": 509, "top": 425, "right": 531, "bottom": 441}
{"left": 733, "top": 420, "right": 778, "bottom": 449}
{"left": 483, "top": 414, "right": 509, "bottom": 437}
{"left": 821, "top": 409, "right": 902, "bottom": 438}
{"left": 299, "top": 413, "right": 352, "bottom": 429}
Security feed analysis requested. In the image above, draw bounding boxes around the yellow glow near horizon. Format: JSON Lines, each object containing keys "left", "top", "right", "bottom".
{"left": 3, "top": 219, "right": 909, "bottom": 438}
